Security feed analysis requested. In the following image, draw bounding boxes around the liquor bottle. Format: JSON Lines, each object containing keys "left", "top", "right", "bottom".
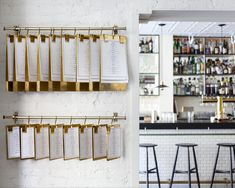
{"left": 211, "top": 61, "right": 216, "bottom": 74}
{"left": 140, "top": 38, "right": 145, "bottom": 53}
{"left": 229, "top": 77, "right": 233, "bottom": 96}
{"left": 191, "top": 56, "right": 196, "bottom": 74}
{"left": 217, "top": 79, "right": 221, "bottom": 95}
{"left": 205, "top": 41, "right": 210, "bottom": 54}
{"left": 222, "top": 40, "right": 228, "bottom": 54}
{"left": 228, "top": 64, "right": 233, "bottom": 74}
{"left": 190, "top": 42, "right": 195, "bottom": 54}
{"left": 173, "top": 39, "right": 177, "bottom": 54}
{"left": 177, "top": 39, "right": 181, "bottom": 54}
{"left": 187, "top": 57, "right": 193, "bottom": 74}
{"left": 199, "top": 40, "right": 204, "bottom": 54}
{"left": 191, "top": 77, "right": 196, "bottom": 95}
{"left": 206, "top": 78, "right": 211, "bottom": 96}
{"left": 180, "top": 78, "right": 185, "bottom": 95}
{"left": 174, "top": 60, "right": 179, "bottom": 74}
{"left": 173, "top": 80, "right": 177, "bottom": 94}
{"left": 214, "top": 78, "right": 219, "bottom": 95}
{"left": 214, "top": 40, "right": 219, "bottom": 54}
{"left": 210, "top": 40, "right": 215, "bottom": 54}
{"left": 186, "top": 39, "right": 191, "bottom": 54}
{"left": 195, "top": 78, "right": 200, "bottom": 95}
{"left": 210, "top": 77, "right": 215, "bottom": 95}
{"left": 223, "top": 65, "right": 228, "bottom": 74}
{"left": 179, "top": 39, "right": 183, "bottom": 54}
{"left": 196, "top": 58, "right": 201, "bottom": 74}
{"left": 225, "top": 77, "right": 229, "bottom": 96}
{"left": 194, "top": 40, "right": 199, "bottom": 54}
{"left": 185, "top": 78, "right": 192, "bottom": 95}
{"left": 183, "top": 59, "right": 188, "bottom": 75}
{"left": 144, "top": 38, "right": 149, "bottom": 53}
{"left": 199, "top": 78, "right": 204, "bottom": 95}
{"left": 219, "top": 77, "right": 225, "bottom": 95}
{"left": 206, "top": 59, "right": 211, "bottom": 74}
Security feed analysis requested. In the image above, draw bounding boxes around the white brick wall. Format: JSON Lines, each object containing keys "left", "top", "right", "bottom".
{"left": 140, "top": 129, "right": 235, "bottom": 187}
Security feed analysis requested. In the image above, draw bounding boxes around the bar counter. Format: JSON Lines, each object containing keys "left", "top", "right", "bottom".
{"left": 140, "top": 120, "right": 235, "bottom": 130}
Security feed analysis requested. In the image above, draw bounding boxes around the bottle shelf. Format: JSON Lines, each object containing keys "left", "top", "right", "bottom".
{"left": 174, "top": 95, "right": 202, "bottom": 97}
{"left": 174, "top": 54, "right": 204, "bottom": 57}
{"left": 205, "top": 54, "right": 235, "bottom": 57}
{"left": 174, "top": 74, "right": 204, "bottom": 76}
{"left": 206, "top": 73, "right": 235, "bottom": 76}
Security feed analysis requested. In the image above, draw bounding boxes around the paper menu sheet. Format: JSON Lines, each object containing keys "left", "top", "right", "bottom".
{"left": 50, "top": 36, "right": 61, "bottom": 82}
{"left": 7, "top": 36, "right": 14, "bottom": 82}
{"left": 35, "top": 126, "right": 49, "bottom": 159}
{"left": 62, "top": 37, "right": 76, "bottom": 82}
{"left": 15, "top": 36, "right": 26, "bottom": 82}
{"left": 6, "top": 126, "right": 20, "bottom": 159}
{"left": 100, "top": 38, "right": 128, "bottom": 83}
{"left": 20, "top": 126, "right": 35, "bottom": 159}
{"left": 92, "top": 126, "right": 107, "bottom": 159}
{"left": 39, "top": 36, "right": 49, "bottom": 81}
{"left": 63, "top": 126, "right": 79, "bottom": 159}
{"left": 90, "top": 38, "right": 100, "bottom": 82}
{"left": 79, "top": 126, "right": 92, "bottom": 160}
{"left": 107, "top": 125, "right": 121, "bottom": 160}
{"left": 49, "top": 126, "right": 63, "bottom": 160}
{"left": 27, "top": 36, "right": 38, "bottom": 82}
{"left": 77, "top": 38, "right": 89, "bottom": 82}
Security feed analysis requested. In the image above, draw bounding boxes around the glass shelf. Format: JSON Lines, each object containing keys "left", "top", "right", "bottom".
{"left": 174, "top": 54, "right": 204, "bottom": 57}
{"left": 174, "top": 95, "right": 202, "bottom": 97}
{"left": 206, "top": 74, "right": 235, "bottom": 76}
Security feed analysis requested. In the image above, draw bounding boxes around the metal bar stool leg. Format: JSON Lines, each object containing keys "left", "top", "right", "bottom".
{"left": 192, "top": 147, "right": 201, "bottom": 188}
{"left": 188, "top": 147, "right": 192, "bottom": 188}
{"left": 169, "top": 146, "right": 179, "bottom": 188}
{"left": 153, "top": 147, "right": 161, "bottom": 188}
{"left": 210, "top": 146, "right": 220, "bottom": 188}
{"left": 146, "top": 147, "right": 149, "bottom": 188}
{"left": 230, "top": 147, "right": 234, "bottom": 188}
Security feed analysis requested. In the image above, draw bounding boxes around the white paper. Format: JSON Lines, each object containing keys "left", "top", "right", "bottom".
{"left": 107, "top": 126, "right": 121, "bottom": 160}
{"left": 64, "top": 127, "right": 79, "bottom": 159}
{"left": 35, "top": 127, "right": 49, "bottom": 159}
{"left": 62, "top": 37, "right": 76, "bottom": 82}
{"left": 101, "top": 39, "right": 128, "bottom": 83}
{"left": 77, "top": 39, "right": 90, "bottom": 82}
{"left": 93, "top": 126, "right": 107, "bottom": 159}
{"left": 90, "top": 38, "right": 100, "bottom": 82}
{"left": 6, "top": 126, "right": 20, "bottom": 159}
{"left": 7, "top": 36, "right": 14, "bottom": 81}
{"left": 49, "top": 127, "right": 63, "bottom": 159}
{"left": 20, "top": 127, "right": 35, "bottom": 159}
{"left": 39, "top": 37, "right": 49, "bottom": 81}
{"left": 27, "top": 37, "right": 38, "bottom": 81}
{"left": 50, "top": 37, "right": 61, "bottom": 81}
{"left": 15, "top": 37, "right": 26, "bottom": 82}
{"left": 79, "top": 127, "right": 92, "bottom": 160}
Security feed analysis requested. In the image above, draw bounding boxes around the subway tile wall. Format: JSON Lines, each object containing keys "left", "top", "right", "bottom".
{"left": 139, "top": 130, "right": 235, "bottom": 184}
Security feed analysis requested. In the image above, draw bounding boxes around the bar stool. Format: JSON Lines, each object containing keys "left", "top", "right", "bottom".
{"left": 139, "top": 143, "right": 161, "bottom": 188}
{"left": 210, "top": 143, "right": 235, "bottom": 188}
{"left": 169, "top": 143, "right": 200, "bottom": 188}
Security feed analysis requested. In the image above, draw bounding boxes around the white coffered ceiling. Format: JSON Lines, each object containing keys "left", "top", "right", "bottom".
{"left": 139, "top": 21, "right": 235, "bottom": 37}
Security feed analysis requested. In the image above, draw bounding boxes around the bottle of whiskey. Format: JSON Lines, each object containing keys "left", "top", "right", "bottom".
{"left": 214, "top": 40, "right": 220, "bottom": 54}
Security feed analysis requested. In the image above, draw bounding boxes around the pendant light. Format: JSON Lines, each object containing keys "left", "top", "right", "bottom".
{"left": 218, "top": 23, "right": 226, "bottom": 47}
{"left": 157, "top": 23, "right": 168, "bottom": 90}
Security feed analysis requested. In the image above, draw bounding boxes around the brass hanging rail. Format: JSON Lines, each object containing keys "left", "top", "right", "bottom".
{"left": 3, "top": 112, "right": 126, "bottom": 122}
{"left": 3, "top": 26, "right": 126, "bottom": 32}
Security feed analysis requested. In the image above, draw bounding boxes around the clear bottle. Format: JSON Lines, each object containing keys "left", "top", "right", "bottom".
{"left": 196, "top": 58, "right": 201, "bottom": 74}
{"left": 199, "top": 40, "right": 204, "bottom": 54}
{"left": 194, "top": 40, "right": 199, "bottom": 54}
{"left": 214, "top": 40, "right": 219, "bottom": 54}
{"left": 191, "top": 77, "right": 196, "bottom": 95}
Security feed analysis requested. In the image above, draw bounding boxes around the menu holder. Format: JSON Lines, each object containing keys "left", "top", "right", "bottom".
{"left": 20, "top": 125, "right": 35, "bottom": 159}
{"left": 35, "top": 124, "right": 49, "bottom": 160}
{"left": 92, "top": 125, "right": 107, "bottom": 160}
{"left": 63, "top": 125, "right": 79, "bottom": 160}
{"left": 76, "top": 34, "right": 90, "bottom": 91}
{"left": 89, "top": 35, "right": 100, "bottom": 91}
{"left": 79, "top": 124, "right": 92, "bottom": 160}
{"left": 50, "top": 35, "right": 62, "bottom": 91}
{"left": 49, "top": 125, "right": 64, "bottom": 160}
{"left": 26, "top": 35, "right": 39, "bottom": 91}
{"left": 100, "top": 34, "right": 128, "bottom": 91}
{"left": 61, "top": 35, "right": 77, "bottom": 91}
{"left": 6, "top": 35, "right": 14, "bottom": 92}
{"left": 39, "top": 35, "right": 50, "bottom": 91}
{"left": 6, "top": 125, "right": 20, "bottom": 159}
{"left": 14, "top": 35, "right": 27, "bottom": 92}
{"left": 106, "top": 124, "right": 121, "bottom": 161}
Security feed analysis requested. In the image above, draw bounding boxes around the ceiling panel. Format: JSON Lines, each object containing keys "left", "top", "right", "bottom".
{"left": 139, "top": 21, "right": 235, "bottom": 37}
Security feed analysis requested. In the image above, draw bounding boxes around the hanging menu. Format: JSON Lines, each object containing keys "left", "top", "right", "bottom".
{"left": 15, "top": 36, "right": 26, "bottom": 82}
{"left": 90, "top": 36, "right": 100, "bottom": 82}
{"left": 6, "top": 35, "right": 14, "bottom": 82}
{"left": 6, "top": 126, "right": 20, "bottom": 159}
{"left": 107, "top": 125, "right": 121, "bottom": 160}
{"left": 49, "top": 126, "right": 63, "bottom": 160}
{"left": 92, "top": 125, "right": 107, "bottom": 160}
{"left": 20, "top": 126, "right": 35, "bottom": 159}
{"left": 63, "top": 126, "right": 79, "bottom": 160}
{"left": 77, "top": 36, "right": 90, "bottom": 82}
{"left": 50, "top": 36, "right": 61, "bottom": 82}
{"left": 79, "top": 126, "right": 92, "bottom": 160}
{"left": 27, "top": 35, "right": 38, "bottom": 82}
{"left": 39, "top": 35, "right": 49, "bottom": 81}
{"left": 62, "top": 36, "right": 76, "bottom": 82}
{"left": 100, "top": 35, "right": 128, "bottom": 83}
{"left": 35, "top": 125, "right": 49, "bottom": 160}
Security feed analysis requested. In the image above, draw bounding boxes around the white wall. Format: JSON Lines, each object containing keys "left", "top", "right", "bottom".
{"left": 0, "top": 0, "right": 153, "bottom": 187}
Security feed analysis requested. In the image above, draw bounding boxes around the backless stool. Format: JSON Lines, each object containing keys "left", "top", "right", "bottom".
{"left": 169, "top": 143, "right": 200, "bottom": 188}
{"left": 210, "top": 143, "right": 235, "bottom": 188}
{"left": 139, "top": 143, "right": 161, "bottom": 188}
